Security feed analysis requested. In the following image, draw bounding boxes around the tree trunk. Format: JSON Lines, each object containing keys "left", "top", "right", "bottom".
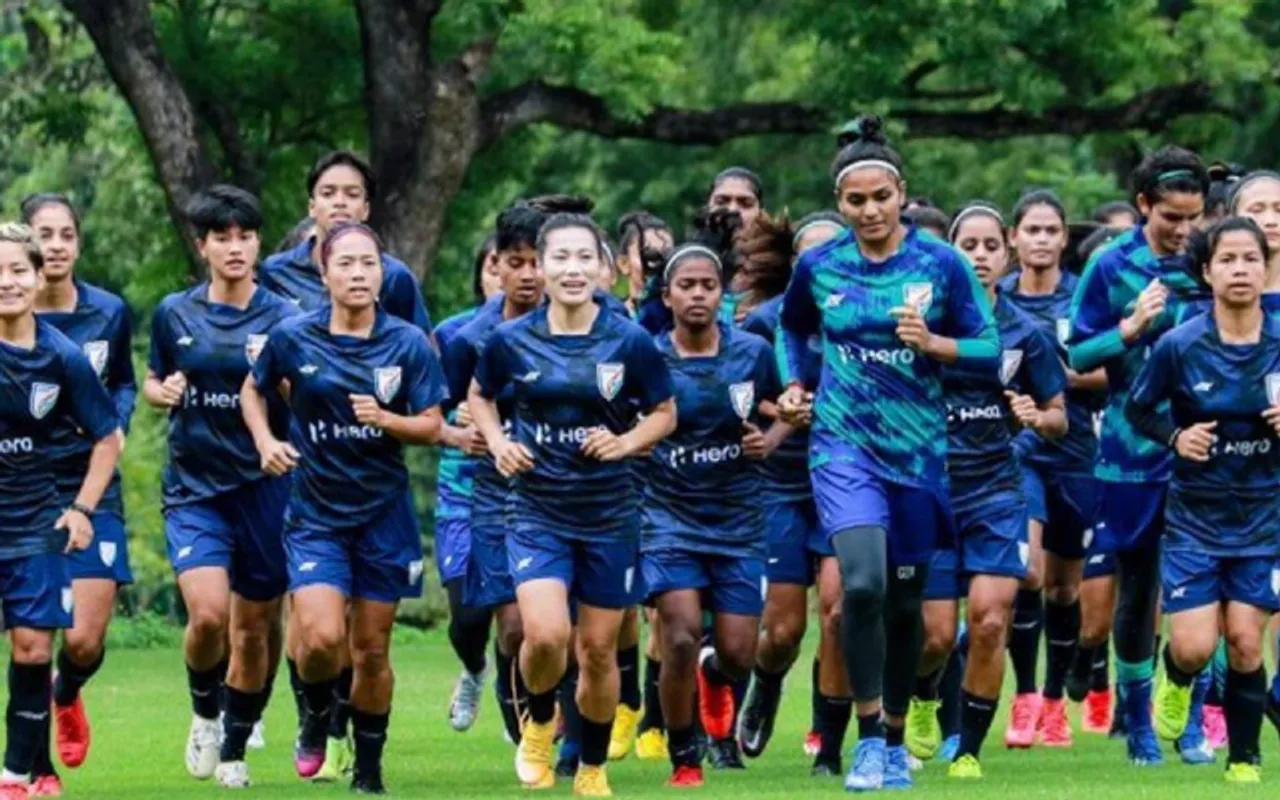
{"left": 61, "top": 0, "right": 216, "bottom": 280}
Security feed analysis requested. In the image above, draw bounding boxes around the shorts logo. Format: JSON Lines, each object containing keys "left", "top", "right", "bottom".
{"left": 1170, "top": 586, "right": 1187, "bottom": 600}
{"left": 29, "top": 382, "right": 59, "bottom": 420}
{"left": 1082, "top": 528, "right": 1094, "bottom": 549}
{"left": 1271, "top": 568, "right": 1280, "bottom": 597}
{"left": 1267, "top": 374, "right": 1280, "bottom": 407}
{"left": 516, "top": 557, "right": 533, "bottom": 572}
{"left": 903, "top": 282, "right": 933, "bottom": 315}
{"left": 374, "top": 367, "right": 402, "bottom": 404}
{"left": 408, "top": 559, "right": 424, "bottom": 586}
{"left": 1055, "top": 318, "right": 1071, "bottom": 347}
{"left": 245, "top": 334, "right": 268, "bottom": 365}
{"left": 99, "top": 541, "right": 117, "bottom": 568}
{"left": 299, "top": 561, "right": 317, "bottom": 572}
{"left": 83, "top": 340, "right": 109, "bottom": 377}
{"left": 177, "top": 546, "right": 193, "bottom": 560}
{"left": 1000, "top": 349, "right": 1023, "bottom": 386}
{"left": 1018, "top": 541, "right": 1030, "bottom": 567}
{"left": 596, "top": 363, "right": 625, "bottom": 402}
{"left": 729, "top": 381, "right": 754, "bottom": 421}
{"left": 60, "top": 587, "right": 73, "bottom": 614}
{"left": 624, "top": 567, "right": 635, "bottom": 594}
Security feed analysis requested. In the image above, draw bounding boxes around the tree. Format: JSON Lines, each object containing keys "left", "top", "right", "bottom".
{"left": 49, "top": 0, "right": 1273, "bottom": 284}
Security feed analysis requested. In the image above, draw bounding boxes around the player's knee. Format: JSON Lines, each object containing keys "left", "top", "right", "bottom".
{"left": 1021, "top": 564, "right": 1043, "bottom": 592}
{"left": 10, "top": 635, "right": 53, "bottom": 665}
{"left": 819, "top": 600, "right": 842, "bottom": 642}
{"left": 523, "top": 616, "right": 570, "bottom": 660}
{"left": 662, "top": 624, "right": 700, "bottom": 672}
{"left": 764, "top": 613, "right": 805, "bottom": 654}
{"left": 350, "top": 638, "right": 391, "bottom": 677}
{"left": 496, "top": 619, "right": 524, "bottom": 658}
{"left": 577, "top": 638, "right": 616, "bottom": 681}
{"left": 969, "top": 603, "right": 1011, "bottom": 651}
{"left": 1225, "top": 626, "right": 1263, "bottom": 672}
{"left": 1044, "top": 583, "right": 1078, "bottom": 606}
{"left": 187, "top": 604, "right": 229, "bottom": 645}
{"left": 715, "top": 639, "right": 756, "bottom": 681}
{"left": 922, "top": 618, "right": 956, "bottom": 659}
{"left": 300, "top": 619, "right": 345, "bottom": 659}
{"left": 61, "top": 629, "right": 104, "bottom": 666}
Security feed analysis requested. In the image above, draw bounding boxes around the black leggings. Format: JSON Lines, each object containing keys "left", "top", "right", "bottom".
{"left": 832, "top": 526, "right": 927, "bottom": 717}
{"left": 446, "top": 578, "right": 493, "bottom": 675}
{"left": 1113, "top": 543, "right": 1160, "bottom": 665}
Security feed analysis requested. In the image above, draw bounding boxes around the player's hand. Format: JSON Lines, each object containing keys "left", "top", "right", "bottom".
{"left": 350, "top": 394, "right": 387, "bottom": 428}
{"left": 890, "top": 305, "right": 933, "bottom": 353}
{"left": 1262, "top": 406, "right": 1280, "bottom": 437}
{"left": 742, "top": 421, "right": 769, "bottom": 460}
{"left": 459, "top": 426, "right": 489, "bottom": 457}
{"left": 777, "top": 385, "right": 813, "bottom": 426}
{"left": 492, "top": 438, "right": 535, "bottom": 477}
{"left": 116, "top": 429, "right": 127, "bottom": 453}
{"left": 582, "top": 428, "right": 631, "bottom": 462}
{"left": 1005, "top": 391, "right": 1042, "bottom": 429}
{"left": 1174, "top": 420, "right": 1217, "bottom": 463}
{"left": 1122, "top": 279, "right": 1168, "bottom": 339}
{"left": 455, "top": 401, "right": 473, "bottom": 428}
{"left": 256, "top": 437, "right": 300, "bottom": 476}
{"left": 57, "top": 508, "right": 94, "bottom": 553}
{"left": 158, "top": 371, "right": 187, "bottom": 407}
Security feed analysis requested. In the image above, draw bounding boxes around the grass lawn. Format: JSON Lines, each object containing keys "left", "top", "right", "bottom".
{"left": 34, "top": 630, "right": 1277, "bottom": 798}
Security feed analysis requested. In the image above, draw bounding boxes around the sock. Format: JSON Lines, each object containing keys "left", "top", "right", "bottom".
{"left": 580, "top": 717, "right": 612, "bottom": 767}
{"left": 1225, "top": 667, "right": 1265, "bottom": 766}
{"left": 937, "top": 649, "right": 964, "bottom": 738}
{"left": 299, "top": 677, "right": 336, "bottom": 750}
{"left": 885, "top": 722, "right": 904, "bottom": 748}
{"left": 557, "top": 665, "right": 582, "bottom": 759}
{"left": 527, "top": 688, "right": 556, "bottom": 725}
{"left": 668, "top": 725, "right": 698, "bottom": 768}
{"left": 857, "top": 711, "right": 884, "bottom": 741}
{"left": 214, "top": 658, "right": 229, "bottom": 713}
{"left": 817, "top": 696, "right": 852, "bottom": 762}
{"left": 1042, "top": 600, "right": 1080, "bottom": 701}
{"left": 1162, "top": 645, "right": 1196, "bottom": 688}
{"left": 4, "top": 661, "right": 52, "bottom": 777}
{"left": 328, "top": 667, "right": 353, "bottom": 739}
{"left": 641, "top": 656, "right": 664, "bottom": 732}
{"left": 494, "top": 643, "right": 524, "bottom": 744}
{"left": 187, "top": 662, "right": 223, "bottom": 720}
{"left": 956, "top": 691, "right": 997, "bottom": 760}
{"left": 220, "top": 686, "right": 260, "bottom": 762}
{"left": 260, "top": 660, "right": 278, "bottom": 714}
{"left": 1212, "top": 639, "right": 1228, "bottom": 705}
{"left": 1009, "top": 589, "right": 1043, "bottom": 695}
{"left": 754, "top": 665, "right": 785, "bottom": 699}
{"left": 618, "top": 645, "right": 640, "bottom": 710}
{"left": 52, "top": 648, "right": 104, "bottom": 708}
{"left": 287, "top": 657, "right": 307, "bottom": 722}
{"left": 809, "top": 658, "right": 822, "bottom": 732}
{"left": 1091, "top": 639, "right": 1111, "bottom": 692}
{"left": 701, "top": 652, "right": 733, "bottom": 687}
{"left": 351, "top": 709, "right": 389, "bottom": 778}
{"left": 914, "top": 667, "right": 942, "bottom": 701}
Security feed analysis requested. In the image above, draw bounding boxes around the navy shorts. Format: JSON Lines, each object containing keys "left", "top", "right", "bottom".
{"left": 811, "top": 454, "right": 953, "bottom": 567}
{"left": 642, "top": 549, "right": 766, "bottom": 616}
{"left": 507, "top": 525, "right": 640, "bottom": 610}
{"left": 435, "top": 515, "right": 471, "bottom": 585}
{"left": 1023, "top": 467, "right": 1098, "bottom": 560}
{"left": 165, "top": 477, "right": 290, "bottom": 601}
{"left": 924, "top": 493, "right": 1027, "bottom": 601}
{"left": 465, "top": 513, "right": 515, "bottom": 609}
{"left": 764, "top": 498, "right": 831, "bottom": 586}
{"left": 0, "top": 551, "right": 73, "bottom": 630}
{"left": 1096, "top": 481, "right": 1166, "bottom": 555}
{"left": 1162, "top": 547, "right": 1280, "bottom": 614}
{"left": 286, "top": 489, "right": 423, "bottom": 603}
{"left": 67, "top": 509, "right": 132, "bottom": 584}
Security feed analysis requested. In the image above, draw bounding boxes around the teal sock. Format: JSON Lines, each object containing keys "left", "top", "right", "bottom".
{"left": 1115, "top": 656, "right": 1154, "bottom": 685}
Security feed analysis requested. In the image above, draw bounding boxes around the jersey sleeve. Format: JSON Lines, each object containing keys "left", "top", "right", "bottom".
{"left": 62, "top": 348, "right": 119, "bottom": 442}
{"left": 147, "top": 302, "right": 173, "bottom": 377}
{"left": 1124, "top": 335, "right": 1177, "bottom": 446}
{"left": 1068, "top": 254, "right": 1126, "bottom": 372}
{"left": 251, "top": 326, "right": 291, "bottom": 392}
{"left": 776, "top": 255, "right": 820, "bottom": 385}
{"left": 941, "top": 257, "right": 1000, "bottom": 368}
{"left": 442, "top": 326, "right": 479, "bottom": 413}
{"left": 1021, "top": 328, "right": 1068, "bottom": 405}
{"left": 108, "top": 305, "right": 138, "bottom": 433}
{"left": 624, "top": 328, "right": 674, "bottom": 410}
{"left": 403, "top": 332, "right": 448, "bottom": 414}
{"left": 474, "top": 329, "right": 514, "bottom": 400}
{"left": 753, "top": 339, "right": 783, "bottom": 404}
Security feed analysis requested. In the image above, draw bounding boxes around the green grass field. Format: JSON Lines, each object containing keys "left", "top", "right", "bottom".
{"left": 33, "top": 631, "right": 1276, "bottom": 799}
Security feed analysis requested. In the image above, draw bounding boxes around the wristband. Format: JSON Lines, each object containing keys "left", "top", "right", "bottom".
{"left": 1167, "top": 428, "right": 1182, "bottom": 448}
{"left": 69, "top": 502, "right": 94, "bottom": 517}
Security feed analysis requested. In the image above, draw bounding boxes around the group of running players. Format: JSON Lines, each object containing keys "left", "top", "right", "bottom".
{"left": 1, "top": 114, "right": 1278, "bottom": 798}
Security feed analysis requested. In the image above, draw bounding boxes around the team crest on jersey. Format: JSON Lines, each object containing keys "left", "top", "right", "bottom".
{"left": 1267, "top": 374, "right": 1280, "bottom": 407}
{"left": 1056, "top": 318, "right": 1071, "bottom": 347}
{"left": 245, "top": 334, "right": 268, "bottom": 365}
{"left": 597, "top": 363, "right": 625, "bottom": 401}
{"left": 29, "top": 382, "right": 59, "bottom": 420}
{"left": 82, "top": 340, "right": 109, "bottom": 378}
{"left": 1000, "top": 349, "right": 1024, "bottom": 386}
{"left": 903, "top": 282, "right": 934, "bottom": 315}
{"left": 374, "top": 367, "right": 402, "bottom": 404}
{"left": 99, "top": 541, "right": 117, "bottom": 568}
{"left": 729, "top": 381, "right": 755, "bottom": 420}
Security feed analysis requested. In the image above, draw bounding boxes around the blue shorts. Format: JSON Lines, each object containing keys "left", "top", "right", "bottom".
{"left": 764, "top": 499, "right": 831, "bottom": 586}
{"left": 812, "top": 456, "right": 953, "bottom": 567}
{"left": 465, "top": 514, "right": 514, "bottom": 609}
{"left": 285, "top": 490, "right": 423, "bottom": 603}
{"left": 1023, "top": 468, "right": 1098, "bottom": 560}
{"left": 1162, "top": 547, "right": 1280, "bottom": 614}
{"left": 0, "top": 552, "right": 73, "bottom": 630}
{"left": 923, "top": 495, "right": 1027, "bottom": 601}
{"left": 67, "top": 510, "right": 132, "bottom": 584}
{"left": 642, "top": 549, "right": 766, "bottom": 616}
{"left": 1082, "top": 526, "right": 1117, "bottom": 579}
{"left": 507, "top": 526, "right": 639, "bottom": 610}
{"left": 165, "top": 477, "right": 290, "bottom": 602}
{"left": 1096, "top": 481, "right": 1166, "bottom": 555}
{"left": 435, "top": 516, "right": 471, "bottom": 585}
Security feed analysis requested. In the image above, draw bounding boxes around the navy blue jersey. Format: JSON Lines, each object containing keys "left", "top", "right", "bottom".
{"left": 0, "top": 321, "right": 118, "bottom": 559}
{"left": 39, "top": 280, "right": 136, "bottom": 512}
{"left": 433, "top": 308, "right": 479, "bottom": 522}
{"left": 635, "top": 276, "right": 673, "bottom": 335}
{"left": 742, "top": 295, "right": 820, "bottom": 502}
{"left": 642, "top": 325, "right": 780, "bottom": 557}
{"left": 999, "top": 270, "right": 1100, "bottom": 474}
{"left": 1129, "top": 313, "right": 1280, "bottom": 556}
{"left": 149, "top": 284, "right": 301, "bottom": 508}
{"left": 944, "top": 294, "right": 1066, "bottom": 509}
{"left": 259, "top": 238, "right": 433, "bottom": 333}
{"left": 252, "top": 307, "right": 446, "bottom": 528}
{"left": 475, "top": 300, "right": 674, "bottom": 540}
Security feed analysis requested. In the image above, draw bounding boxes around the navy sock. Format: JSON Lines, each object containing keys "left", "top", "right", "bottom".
{"left": 187, "top": 662, "right": 222, "bottom": 720}
{"left": 618, "top": 645, "right": 640, "bottom": 709}
{"left": 4, "top": 661, "right": 52, "bottom": 776}
{"left": 351, "top": 708, "right": 389, "bottom": 779}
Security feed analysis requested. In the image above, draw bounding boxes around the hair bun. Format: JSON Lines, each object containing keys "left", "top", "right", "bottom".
{"left": 525, "top": 194, "right": 594, "bottom": 215}
{"left": 851, "top": 114, "right": 888, "bottom": 146}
